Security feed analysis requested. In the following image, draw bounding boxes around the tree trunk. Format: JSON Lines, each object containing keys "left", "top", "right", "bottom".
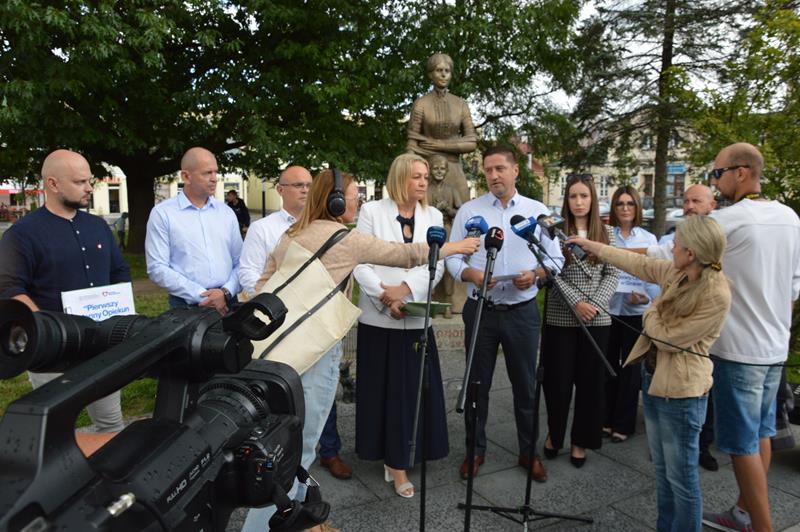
{"left": 652, "top": 0, "right": 676, "bottom": 238}
{"left": 123, "top": 168, "right": 156, "bottom": 254}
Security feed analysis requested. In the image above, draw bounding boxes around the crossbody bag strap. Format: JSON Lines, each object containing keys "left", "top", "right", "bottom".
{"left": 271, "top": 228, "right": 349, "bottom": 295}
{"left": 257, "top": 274, "right": 350, "bottom": 360}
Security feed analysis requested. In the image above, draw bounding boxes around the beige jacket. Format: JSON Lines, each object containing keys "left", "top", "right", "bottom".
{"left": 598, "top": 245, "right": 731, "bottom": 398}
{"left": 255, "top": 220, "right": 430, "bottom": 295}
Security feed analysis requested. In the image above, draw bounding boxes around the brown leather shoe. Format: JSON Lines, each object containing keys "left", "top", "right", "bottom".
{"left": 518, "top": 454, "right": 548, "bottom": 483}
{"left": 459, "top": 455, "right": 485, "bottom": 480}
{"left": 319, "top": 455, "right": 352, "bottom": 480}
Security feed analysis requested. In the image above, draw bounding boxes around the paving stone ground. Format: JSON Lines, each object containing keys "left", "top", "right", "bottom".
{"left": 225, "top": 318, "right": 800, "bottom": 532}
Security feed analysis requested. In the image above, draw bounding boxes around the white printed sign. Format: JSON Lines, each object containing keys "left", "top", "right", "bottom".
{"left": 61, "top": 282, "right": 136, "bottom": 320}
{"left": 617, "top": 272, "right": 645, "bottom": 294}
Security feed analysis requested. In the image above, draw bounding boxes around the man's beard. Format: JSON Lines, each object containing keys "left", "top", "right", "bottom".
{"left": 62, "top": 197, "right": 89, "bottom": 210}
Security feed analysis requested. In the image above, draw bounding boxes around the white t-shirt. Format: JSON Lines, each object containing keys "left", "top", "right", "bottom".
{"left": 238, "top": 210, "right": 295, "bottom": 294}
{"left": 710, "top": 199, "right": 800, "bottom": 364}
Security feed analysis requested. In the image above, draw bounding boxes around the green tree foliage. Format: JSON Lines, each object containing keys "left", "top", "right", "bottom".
{"left": 686, "top": 0, "right": 800, "bottom": 350}
{"left": 0, "top": 0, "right": 582, "bottom": 251}
{"left": 528, "top": 0, "right": 748, "bottom": 236}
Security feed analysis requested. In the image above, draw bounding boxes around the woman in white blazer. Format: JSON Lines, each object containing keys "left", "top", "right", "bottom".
{"left": 353, "top": 153, "right": 449, "bottom": 499}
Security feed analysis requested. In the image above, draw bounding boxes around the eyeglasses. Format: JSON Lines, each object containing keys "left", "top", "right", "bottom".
{"left": 615, "top": 201, "right": 636, "bottom": 209}
{"left": 709, "top": 165, "right": 749, "bottom": 180}
{"left": 279, "top": 182, "right": 312, "bottom": 190}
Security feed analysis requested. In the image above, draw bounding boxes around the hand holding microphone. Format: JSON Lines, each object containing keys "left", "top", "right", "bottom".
{"left": 426, "top": 226, "right": 480, "bottom": 261}
{"left": 460, "top": 226, "right": 504, "bottom": 289}
{"left": 535, "top": 214, "right": 587, "bottom": 260}
{"left": 564, "top": 235, "right": 604, "bottom": 258}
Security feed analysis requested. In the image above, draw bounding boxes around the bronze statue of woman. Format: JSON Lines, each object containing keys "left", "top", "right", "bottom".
{"left": 407, "top": 53, "right": 477, "bottom": 203}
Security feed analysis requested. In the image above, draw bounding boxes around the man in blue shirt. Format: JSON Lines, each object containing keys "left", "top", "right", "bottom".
{"left": 446, "top": 145, "right": 563, "bottom": 482}
{"left": 0, "top": 149, "right": 130, "bottom": 432}
{"left": 145, "top": 147, "right": 242, "bottom": 314}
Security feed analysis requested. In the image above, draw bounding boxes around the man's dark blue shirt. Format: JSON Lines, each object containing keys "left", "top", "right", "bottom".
{"left": 0, "top": 207, "right": 131, "bottom": 311}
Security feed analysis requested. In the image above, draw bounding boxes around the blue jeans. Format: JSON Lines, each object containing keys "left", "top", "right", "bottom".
{"left": 319, "top": 402, "right": 341, "bottom": 459}
{"left": 242, "top": 341, "right": 343, "bottom": 531}
{"left": 641, "top": 368, "right": 707, "bottom": 532}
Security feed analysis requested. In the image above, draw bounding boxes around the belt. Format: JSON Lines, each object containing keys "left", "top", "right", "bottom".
{"left": 480, "top": 297, "right": 536, "bottom": 312}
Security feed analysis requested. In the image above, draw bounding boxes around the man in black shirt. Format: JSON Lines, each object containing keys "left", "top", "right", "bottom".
{"left": 0, "top": 149, "right": 130, "bottom": 432}
{"left": 226, "top": 189, "right": 250, "bottom": 236}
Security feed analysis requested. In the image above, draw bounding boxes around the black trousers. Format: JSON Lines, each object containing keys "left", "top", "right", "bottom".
{"left": 542, "top": 324, "right": 610, "bottom": 450}
{"left": 605, "top": 315, "right": 643, "bottom": 436}
{"left": 462, "top": 298, "right": 540, "bottom": 457}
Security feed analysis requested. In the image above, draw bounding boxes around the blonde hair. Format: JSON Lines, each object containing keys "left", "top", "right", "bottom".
{"left": 385, "top": 153, "right": 429, "bottom": 208}
{"left": 657, "top": 215, "right": 728, "bottom": 323}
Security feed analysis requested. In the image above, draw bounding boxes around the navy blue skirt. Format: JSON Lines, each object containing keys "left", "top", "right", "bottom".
{"left": 355, "top": 322, "right": 449, "bottom": 469}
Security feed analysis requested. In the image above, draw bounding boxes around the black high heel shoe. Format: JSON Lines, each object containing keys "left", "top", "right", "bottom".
{"left": 570, "top": 455, "right": 586, "bottom": 468}
{"left": 570, "top": 446, "right": 586, "bottom": 468}
{"left": 543, "top": 435, "right": 558, "bottom": 459}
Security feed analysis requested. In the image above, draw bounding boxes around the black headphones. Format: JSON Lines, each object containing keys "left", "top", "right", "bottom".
{"left": 326, "top": 167, "right": 346, "bottom": 217}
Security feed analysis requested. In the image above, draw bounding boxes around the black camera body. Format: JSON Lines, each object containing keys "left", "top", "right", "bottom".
{"left": 0, "top": 295, "right": 327, "bottom": 532}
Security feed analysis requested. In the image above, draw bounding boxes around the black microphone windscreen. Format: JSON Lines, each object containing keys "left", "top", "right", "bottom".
{"left": 485, "top": 227, "right": 504, "bottom": 251}
{"left": 510, "top": 214, "right": 525, "bottom": 226}
{"left": 426, "top": 226, "right": 447, "bottom": 246}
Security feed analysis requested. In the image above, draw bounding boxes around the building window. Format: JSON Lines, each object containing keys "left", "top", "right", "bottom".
{"left": 641, "top": 135, "right": 653, "bottom": 150}
{"left": 667, "top": 173, "right": 685, "bottom": 197}
{"left": 599, "top": 176, "right": 609, "bottom": 198}
{"left": 559, "top": 174, "right": 567, "bottom": 197}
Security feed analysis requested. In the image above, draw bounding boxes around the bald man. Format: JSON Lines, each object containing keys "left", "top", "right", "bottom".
{"left": 646, "top": 184, "right": 717, "bottom": 259}
{"left": 145, "top": 147, "right": 242, "bottom": 314}
{"left": 702, "top": 143, "right": 800, "bottom": 532}
{"left": 0, "top": 149, "right": 130, "bottom": 432}
{"left": 238, "top": 165, "right": 312, "bottom": 294}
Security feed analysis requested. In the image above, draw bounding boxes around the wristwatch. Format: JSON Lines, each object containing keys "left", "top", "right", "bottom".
{"left": 220, "top": 287, "right": 232, "bottom": 302}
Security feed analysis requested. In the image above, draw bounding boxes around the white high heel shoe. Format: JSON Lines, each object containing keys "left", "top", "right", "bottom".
{"left": 384, "top": 465, "right": 414, "bottom": 498}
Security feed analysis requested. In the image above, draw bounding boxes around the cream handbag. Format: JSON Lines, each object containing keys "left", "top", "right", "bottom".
{"left": 250, "top": 229, "right": 361, "bottom": 374}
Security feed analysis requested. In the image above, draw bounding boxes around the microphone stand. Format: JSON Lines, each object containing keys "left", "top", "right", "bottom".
{"left": 455, "top": 245, "right": 498, "bottom": 532}
{"left": 408, "top": 249, "right": 439, "bottom": 532}
{"left": 456, "top": 234, "right": 611, "bottom": 530}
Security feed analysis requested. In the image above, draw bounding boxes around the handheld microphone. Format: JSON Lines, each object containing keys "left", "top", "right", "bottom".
{"left": 464, "top": 215, "right": 489, "bottom": 238}
{"left": 510, "top": 214, "right": 539, "bottom": 244}
{"left": 484, "top": 226, "right": 504, "bottom": 259}
{"left": 426, "top": 226, "right": 447, "bottom": 274}
{"left": 535, "top": 214, "right": 586, "bottom": 260}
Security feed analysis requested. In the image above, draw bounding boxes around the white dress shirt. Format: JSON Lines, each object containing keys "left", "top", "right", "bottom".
{"left": 238, "top": 209, "right": 296, "bottom": 294}
{"left": 445, "top": 192, "right": 564, "bottom": 305}
{"left": 145, "top": 191, "right": 241, "bottom": 303}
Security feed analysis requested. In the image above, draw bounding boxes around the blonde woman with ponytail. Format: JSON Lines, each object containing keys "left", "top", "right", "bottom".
{"left": 568, "top": 215, "right": 731, "bottom": 532}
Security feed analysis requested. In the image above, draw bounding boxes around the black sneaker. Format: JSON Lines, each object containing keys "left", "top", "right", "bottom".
{"left": 699, "top": 450, "right": 719, "bottom": 471}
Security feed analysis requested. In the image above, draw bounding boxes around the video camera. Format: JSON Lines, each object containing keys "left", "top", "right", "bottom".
{"left": 0, "top": 294, "right": 329, "bottom": 532}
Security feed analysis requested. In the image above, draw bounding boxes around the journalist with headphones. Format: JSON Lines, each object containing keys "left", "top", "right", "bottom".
{"left": 242, "top": 168, "right": 480, "bottom": 531}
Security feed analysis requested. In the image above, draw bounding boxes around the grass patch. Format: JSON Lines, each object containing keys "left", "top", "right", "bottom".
{"left": 135, "top": 292, "right": 169, "bottom": 316}
{"left": 787, "top": 351, "right": 800, "bottom": 386}
{"left": 122, "top": 252, "right": 148, "bottom": 280}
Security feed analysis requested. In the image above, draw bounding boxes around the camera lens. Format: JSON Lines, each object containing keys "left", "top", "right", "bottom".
{"left": 6, "top": 324, "right": 28, "bottom": 356}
